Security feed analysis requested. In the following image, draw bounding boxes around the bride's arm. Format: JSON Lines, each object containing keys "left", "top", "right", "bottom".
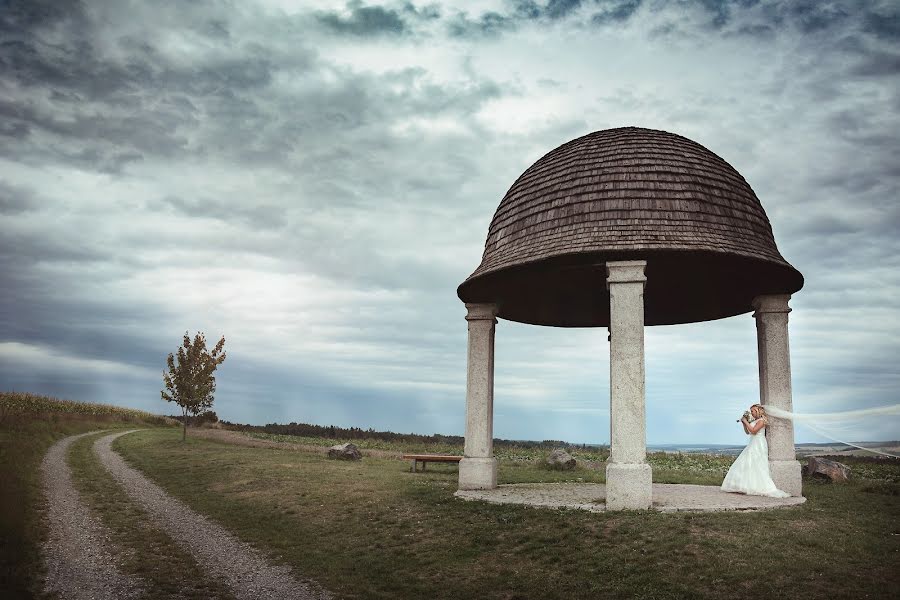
{"left": 747, "top": 418, "right": 767, "bottom": 435}
{"left": 740, "top": 417, "right": 751, "bottom": 434}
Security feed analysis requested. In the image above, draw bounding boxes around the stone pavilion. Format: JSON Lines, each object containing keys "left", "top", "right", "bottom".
{"left": 456, "top": 127, "right": 804, "bottom": 510}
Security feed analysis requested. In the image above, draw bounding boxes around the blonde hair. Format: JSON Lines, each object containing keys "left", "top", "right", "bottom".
{"left": 751, "top": 404, "right": 767, "bottom": 420}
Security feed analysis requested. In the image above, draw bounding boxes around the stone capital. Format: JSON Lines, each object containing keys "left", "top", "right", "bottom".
{"left": 605, "top": 260, "right": 647, "bottom": 289}
{"left": 752, "top": 294, "right": 792, "bottom": 316}
{"left": 464, "top": 302, "right": 499, "bottom": 322}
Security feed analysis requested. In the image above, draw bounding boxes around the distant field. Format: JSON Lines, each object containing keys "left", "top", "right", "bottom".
{"left": 238, "top": 429, "right": 900, "bottom": 482}
{"left": 0, "top": 391, "right": 176, "bottom": 425}
{"left": 244, "top": 430, "right": 614, "bottom": 462}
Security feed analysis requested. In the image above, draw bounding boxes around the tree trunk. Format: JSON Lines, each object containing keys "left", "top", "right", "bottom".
{"left": 182, "top": 408, "right": 187, "bottom": 442}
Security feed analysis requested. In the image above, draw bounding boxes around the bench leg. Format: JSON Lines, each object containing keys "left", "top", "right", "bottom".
{"left": 422, "top": 461, "right": 426, "bottom": 471}
{"left": 411, "top": 459, "right": 417, "bottom": 472}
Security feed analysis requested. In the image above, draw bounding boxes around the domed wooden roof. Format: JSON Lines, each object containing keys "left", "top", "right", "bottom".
{"left": 457, "top": 127, "right": 803, "bottom": 327}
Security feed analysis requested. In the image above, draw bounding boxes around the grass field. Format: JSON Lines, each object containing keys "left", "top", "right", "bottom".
{"left": 112, "top": 428, "right": 900, "bottom": 600}
{"left": 3, "top": 394, "right": 898, "bottom": 599}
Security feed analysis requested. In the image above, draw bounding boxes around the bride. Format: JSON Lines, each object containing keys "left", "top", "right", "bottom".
{"left": 720, "top": 404, "right": 791, "bottom": 498}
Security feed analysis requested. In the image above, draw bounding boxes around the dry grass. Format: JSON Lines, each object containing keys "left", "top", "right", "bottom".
{"left": 114, "top": 428, "right": 900, "bottom": 600}
{"left": 0, "top": 391, "right": 177, "bottom": 426}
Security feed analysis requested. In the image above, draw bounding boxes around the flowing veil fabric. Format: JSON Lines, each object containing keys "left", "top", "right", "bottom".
{"left": 764, "top": 405, "right": 900, "bottom": 458}
{"left": 720, "top": 423, "right": 791, "bottom": 497}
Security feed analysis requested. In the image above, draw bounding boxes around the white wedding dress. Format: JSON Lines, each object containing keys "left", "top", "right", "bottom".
{"left": 720, "top": 421, "right": 791, "bottom": 498}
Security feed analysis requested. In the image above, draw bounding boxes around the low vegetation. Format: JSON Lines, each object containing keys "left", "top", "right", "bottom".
{"left": 0, "top": 391, "right": 175, "bottom": 425}
{"left": 243, "top": 430, "right": 613, "bottom": 462}
{"left": 0, "top": 392, "right": 174, "bottom": 599}
{"left": 3, "top": 394, "right": 897, "bottom": 599}
{"left": 226, "top": 419, "right": 596, "bottom": 456}
{"left": 810, "top": 455, "right": 900, "bottom": 483}
{"left": 113, "top": 428, "right": 899, "bottom": 600}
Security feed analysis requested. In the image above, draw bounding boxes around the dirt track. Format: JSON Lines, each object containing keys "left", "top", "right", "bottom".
{"left": 41, "top": 432, "right": 144, "bottom": 600}
{"left": 94, "top": 430, "right": 331, "bottom": 600}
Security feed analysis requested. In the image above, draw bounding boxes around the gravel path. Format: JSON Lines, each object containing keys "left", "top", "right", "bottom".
{"left": 94, "top": 430, "right": 330, "bottom": 600}
{"left": 41, "top": 431, "right": 144, "bottom": 600}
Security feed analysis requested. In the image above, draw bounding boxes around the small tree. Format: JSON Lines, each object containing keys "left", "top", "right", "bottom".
{"left": 161, "top": 331, "right": 226, "bottom": 441}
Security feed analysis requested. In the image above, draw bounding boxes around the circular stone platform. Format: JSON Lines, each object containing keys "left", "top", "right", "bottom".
{"left": 454, "top": 483, "right": 806, "bottom": 512}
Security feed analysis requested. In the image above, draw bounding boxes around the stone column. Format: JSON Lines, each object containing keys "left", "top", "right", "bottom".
{"left": 459, "top": 303, "right": 499, "bottom": 490}
{"left": 753, "top": 294, "right": 802, "bottom": 497}
{"left": 605, "top": 261, "right": 652, "bottom": 510}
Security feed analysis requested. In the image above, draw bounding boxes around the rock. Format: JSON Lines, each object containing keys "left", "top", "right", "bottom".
{"left": 328, "top": 443, "right": 361, "bottom": 461}
{"left": 546, "top": 448, "right": 576, "bottom": 470}
{"left": 804, "top": 457, "right": 851, "bottom": 482}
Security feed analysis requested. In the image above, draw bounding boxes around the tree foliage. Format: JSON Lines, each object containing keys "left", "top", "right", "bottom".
{"left": 161, "top": 331, "right": 226, "bottom": 441}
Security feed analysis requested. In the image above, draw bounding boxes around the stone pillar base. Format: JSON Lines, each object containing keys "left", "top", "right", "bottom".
{"left": 769, "top": 459, "right": 803, "bottom": 497}
{"left": 605, "top": 462, "right": 652, "bottom": 510}
{"left": 458, "top": 457, "right": 498, "bottom": 490}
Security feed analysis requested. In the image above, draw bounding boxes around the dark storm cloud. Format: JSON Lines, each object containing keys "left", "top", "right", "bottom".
{"left": 814, "top": 167, "right": 896, "bottom": 197}
{"left": 591, "top": 0, "right": 642, "bottom": 25}
{"left": 315, "top": 3, "right": 407, "bottom": 36}
{"left": 441, "top": 0, "right": 895, "bottom": 42}
{"left": 0, "top": 181, "right": 39, "bottom": 215}
{"left": 635, "top": 0, "right": 900, "bottom": 44}
{"left": 155, "top": 196, "right": 288, "bottom": 230}
{"left": 849, "top": 50, "right": 900, "bottom": 77}
{"left": 780, "top": 0, "right": 850, "bottom": 33}
{"left": 446, "top": 0, "right": 605, "bottom": 37}
{"left": 863, "top": 7, "right": 900, "bottom": 40}
{"left": 1, "top": 0, "right": 506, "bottom": 180}
{"left": 789, "top": 215, "right": 858, "bottom": 237}
{"left": 512, "top": 0, "right": 586, "bottom": 20}
{"left": 691, "top": 0, "right": 734, "bottom": 29}
{"left": 313, "top": 2, "right": 441, "bottom": 37}
{"left": 447, "top": 10, "right": 517, "bottom": 38}
{"left": 0, "top": 225, "right": 108, "bottom": 266}
{"left": 0, "top": 0, "right": 88, "bottom": 34}
{"left": 0, "top": 0, "right": 309, "bottom": 172}
{"left": 0, "top": 261, "right": 171, "bottom": 370}
{"left": 0, "top": 94, "right": 185, "bottom": 171}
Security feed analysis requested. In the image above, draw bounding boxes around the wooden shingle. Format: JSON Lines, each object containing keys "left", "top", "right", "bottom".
{"left": 457, "top": 127, "right": 803, "bottom": 327}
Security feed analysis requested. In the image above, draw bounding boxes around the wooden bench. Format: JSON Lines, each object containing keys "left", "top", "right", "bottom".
{"left": 401, "top": 454, "right": 463, "bottom": 472}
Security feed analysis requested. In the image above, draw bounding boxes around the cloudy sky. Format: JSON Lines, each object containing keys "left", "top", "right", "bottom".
{"left": 2, "top": 0, "right": 898, "bottom": 445}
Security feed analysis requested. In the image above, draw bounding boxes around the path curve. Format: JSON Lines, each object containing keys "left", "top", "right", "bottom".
{"left": 41, "top": 431, "right": 144, "bottom": 600}
{"left": 94, "top": 430, "right": 330, "bottom": 600}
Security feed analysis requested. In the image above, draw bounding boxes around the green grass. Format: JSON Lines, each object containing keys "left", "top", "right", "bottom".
{"left": 244, "top": 430, "right": 613, "bottom": 462}
{"left": 115, "top": 429, "right": 900, "bottom": 600}
{"left": 67, "top": 432, "right": 236, "bottom": 600}
{"left": 0, "top": 392, "right": 175, "bottom": 599}
{"left": 807, "top": 455, "right": 900, "bottom": 483}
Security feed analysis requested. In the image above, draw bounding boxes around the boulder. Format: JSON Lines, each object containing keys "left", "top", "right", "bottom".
{"left": 328, "top": 443, "right": 362, "bottom": 461}
{"left": 546, "top": 448, "right": 576, "bottom": 470}
{"left": 804, "top": 457, "right": 851, "bottom": 482}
